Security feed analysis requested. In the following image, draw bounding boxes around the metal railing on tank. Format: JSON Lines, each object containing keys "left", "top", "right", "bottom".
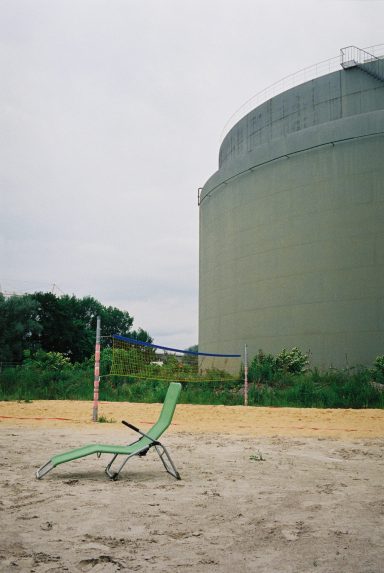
{"left": 221, "top": 44, "right": 384, "bottom": 142}
{"left": 341, "top": 45, "right": 384, "bottom": 81}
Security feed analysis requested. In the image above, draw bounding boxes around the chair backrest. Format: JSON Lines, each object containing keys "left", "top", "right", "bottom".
{"left": 147, "top": 382, "right": 182, "bottom": 440}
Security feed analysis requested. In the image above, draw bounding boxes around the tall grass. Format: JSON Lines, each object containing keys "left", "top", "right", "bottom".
{"left": 0, "top": 361, "right": 383, "bottom": 408}
{"left": 248, "top": 369, "right": 384, "bottom": 408}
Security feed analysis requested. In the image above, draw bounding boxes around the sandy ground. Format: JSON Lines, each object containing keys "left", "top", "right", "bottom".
{"left": 0, "top": 401, "right": 383, "bottom": 573}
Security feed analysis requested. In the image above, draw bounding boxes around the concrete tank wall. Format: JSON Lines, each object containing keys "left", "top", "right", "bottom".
{"left": 199, "top": 66, "right": 384, "bottom": 368}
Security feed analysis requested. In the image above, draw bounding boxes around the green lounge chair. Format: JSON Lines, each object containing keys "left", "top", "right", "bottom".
{"left": 36, "top": 382, "right": 182, "bottom": 481}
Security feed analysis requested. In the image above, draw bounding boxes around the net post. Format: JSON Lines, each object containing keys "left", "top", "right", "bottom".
{"left": 92, "top": 316, "right": 101, "bottom": 422}
{"left": 244, "top": 344, "right": 249, "bottom": 406}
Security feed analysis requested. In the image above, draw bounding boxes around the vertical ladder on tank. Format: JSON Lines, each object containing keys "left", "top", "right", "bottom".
{"left": 340, "top": 46, "right": 384, "bottom": 83}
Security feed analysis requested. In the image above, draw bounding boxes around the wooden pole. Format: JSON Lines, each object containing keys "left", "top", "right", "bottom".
{"left": 92, "top": 316, "right": 101, "bottom": 422}
{"left": 244, "top": 343, "right": 248, "bottom": 406}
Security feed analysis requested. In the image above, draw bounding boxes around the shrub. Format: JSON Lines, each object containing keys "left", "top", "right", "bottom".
{"left": 248, "top": 347, "right": 309, "bottom": 385}
{"left": 275, "top": 347, "right": 309, "bottom": 374}
{"left": 23, "top": 349, "right": 72, "bottom": 373}
{"left": 248, "top": 350, "right": 277, "bottom": 384}
{"left": 371, "top": 355, "right": 384, "bottom": 384}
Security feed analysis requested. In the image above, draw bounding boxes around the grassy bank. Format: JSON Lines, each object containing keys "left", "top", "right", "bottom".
{"left": 0, "top": 363, "right": 383, "bottom": 408}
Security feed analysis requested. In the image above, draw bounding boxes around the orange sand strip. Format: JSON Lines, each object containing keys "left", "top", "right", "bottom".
{"left": 0, "top": 400, "right": 383, "bottom": 439}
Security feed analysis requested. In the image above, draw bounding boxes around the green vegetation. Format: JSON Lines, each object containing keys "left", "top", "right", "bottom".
{"left": 247, "top": 367, "right": 383, "bottom": 408}
{"left": 0, "top": 347, "right": 383, "bottom": 408}
{"left": 0, "top": 294, "right": 382, "bottom": 408}
{"left": 0, "top": 292, "right": 151, "bottom": 365}
{"left": 249, "top": 347, "right": 309, "bottom": 381}
{"left": 98, "top": 415, "right": 116, "bottom": 424}
{"left": 249, "top": 451, "right": 265, "bottom": 462}
{"left": 247, "top": 347, "right": 384, "bottom": 408}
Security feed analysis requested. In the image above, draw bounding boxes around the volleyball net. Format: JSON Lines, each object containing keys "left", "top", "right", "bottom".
{"left": 110, "top": 334, "right": 242, "bottom": 383}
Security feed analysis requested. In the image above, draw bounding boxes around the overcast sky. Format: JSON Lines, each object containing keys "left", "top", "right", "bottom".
{"left": 1, "top": 0, "right": 383, "bottom": 349}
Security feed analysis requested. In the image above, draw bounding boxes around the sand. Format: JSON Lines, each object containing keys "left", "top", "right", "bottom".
{"left": 0, "top": 400, "right": 383, "bottom": 572}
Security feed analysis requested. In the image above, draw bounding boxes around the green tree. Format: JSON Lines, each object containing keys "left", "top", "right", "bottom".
{"left": 185, "top": 344, "right": 198, "bottom": 353}
{"left": 0, "top": 291, "right": 152, "bottom": 365}
{"left": 0, "top": 294, "right": 42, "bottom": 363}
{"left": 31, "top": 292, "right": 91, "bottom": 362}
{"left": 31, "top": 292, "right": 152, "bottom": 362}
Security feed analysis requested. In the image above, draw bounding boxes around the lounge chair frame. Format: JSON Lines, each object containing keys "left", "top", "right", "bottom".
{"left": 36, "top": 382, "right": 182, "bottom": 481}
{"left": 104, "top": 419, "right": 180, "bottom": 480}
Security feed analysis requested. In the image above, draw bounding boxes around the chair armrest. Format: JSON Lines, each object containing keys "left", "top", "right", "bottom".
{"left": 121, "top": 420, "right": 160, "bottom": 445}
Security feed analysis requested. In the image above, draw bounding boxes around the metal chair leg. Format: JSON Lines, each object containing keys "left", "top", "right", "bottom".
{"left": 155, "top": 444, "right": 181, "bottom": 480}
{"left": 104, "top": 442, "right": 181, "bottom": 481}
{"left": 36, "top": 461, "right": 54, "bottom": 479}
{"left": 105, "top": 448, "right": 149, "bottom": 480}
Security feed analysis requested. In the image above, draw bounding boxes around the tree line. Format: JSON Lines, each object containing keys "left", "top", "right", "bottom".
{"left": 0, "top": 292, "right": 152, "bottom": 364}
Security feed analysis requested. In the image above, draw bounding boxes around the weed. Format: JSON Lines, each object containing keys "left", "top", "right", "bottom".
{"left": 97, "top": 415, "right": 115, "bottom": 424}
{"left": 250, "top": 450, "right": 265, "bottom": 461}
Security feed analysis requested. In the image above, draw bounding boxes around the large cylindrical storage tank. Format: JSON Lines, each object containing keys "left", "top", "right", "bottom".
{"left": 199, "top": 53, "right": 384, "bottom": 369}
